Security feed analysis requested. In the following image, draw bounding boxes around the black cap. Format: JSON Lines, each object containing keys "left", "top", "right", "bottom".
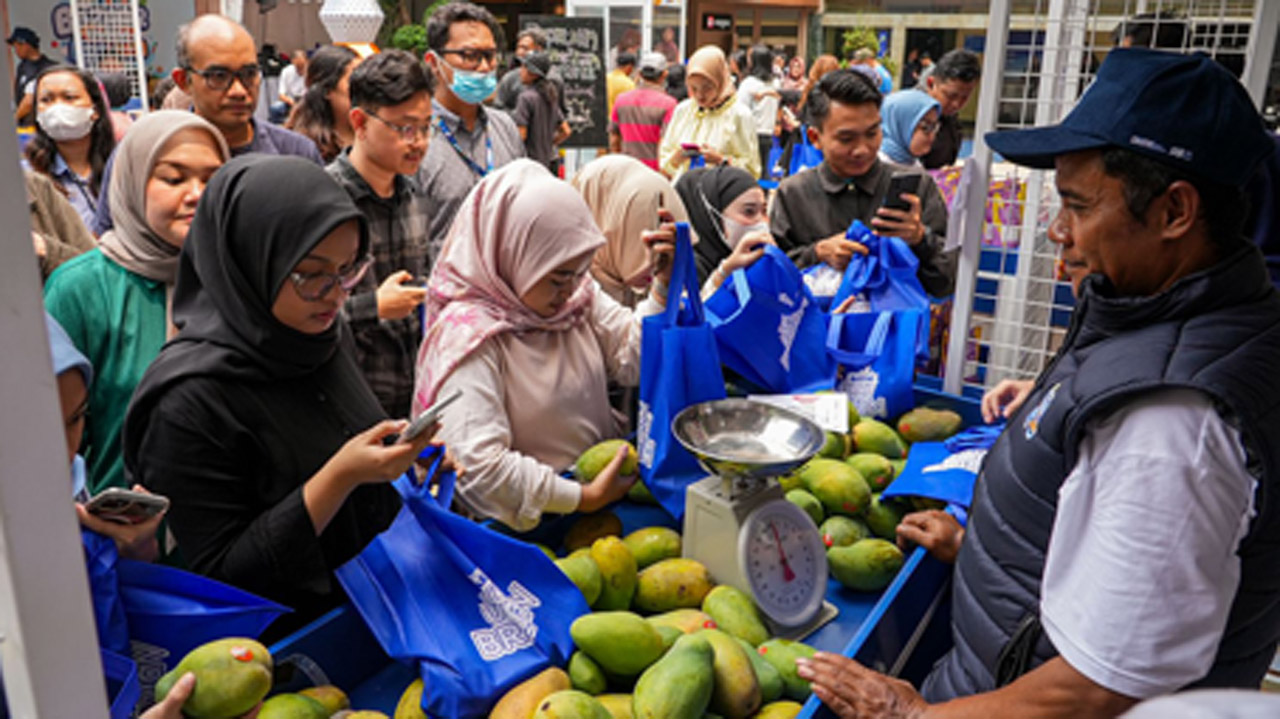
{"left": 523, "top": 51, "right": 551, "bottom": 79}
{"left": 986, "top": 48, "right": 1274, "bottom": 188}
{"left": 6, "top": 27, "right": 38, "bottom": 47}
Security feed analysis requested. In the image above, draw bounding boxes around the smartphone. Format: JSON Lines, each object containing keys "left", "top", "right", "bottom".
{"left": 392, "top": 389, "right": 463, "bottom": 444}
{"left": 680, "top": 142, "right": 702, "bottom": 157}
{"left": 881, "top": 172, "right": 923, "bottom": 212}
{"left": 85, "top": 488, "right": 169, "bottom": 525}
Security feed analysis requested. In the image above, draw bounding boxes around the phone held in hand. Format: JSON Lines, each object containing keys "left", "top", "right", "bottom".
{"left": 390, "top": 389, "right": 463, "bottom": 445}
{"left": 85, "top": 488, "right": 169, "bottom": 525}
{"left": 881, "top": 172, "right": 923, "bottom": 212}
{"left": 680, "top": 142, "right": 702, "bottom": 157}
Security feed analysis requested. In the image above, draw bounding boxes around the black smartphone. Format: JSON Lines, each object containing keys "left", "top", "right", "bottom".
{"left": 881, "top": 172, "right": 923, "bottom": 212}
{"left": 85, "top": 488, "right": 170, "bottom": 524}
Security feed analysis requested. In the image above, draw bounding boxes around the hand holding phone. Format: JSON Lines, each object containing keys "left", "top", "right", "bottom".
{"left": 391, "top": 389, "right": 463, "bottom": 445}
{"left": 680, "top": 142, "right": 702, "bottom": 158}
{"left": 85, "top": 488, "right": 170, "bottom": 525}
{"left": 881, "top": 172, "right": 923, "bottom": 212}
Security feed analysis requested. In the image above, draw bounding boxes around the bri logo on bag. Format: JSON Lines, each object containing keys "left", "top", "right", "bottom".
{"left": 922, "top": 449, "right": 987, "bottom": 475}
{"left": 636, "top": 401, "right": 656, "bottom": 469}
{"left": 777, "top": 294, "right": 806, "bottom": 372}
{"left": 839, "top": 367, "right": 888, "bottom": 420}
{"left": 1023, "top": 382, "right": 1060, "bottom": 441}
{"left": 468, "top": 568, "right": 541, "bottom": 662}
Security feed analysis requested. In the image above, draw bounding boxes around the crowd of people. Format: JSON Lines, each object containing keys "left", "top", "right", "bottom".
{"left": 8, "top": 3, "right": 1280, "bottom": 719}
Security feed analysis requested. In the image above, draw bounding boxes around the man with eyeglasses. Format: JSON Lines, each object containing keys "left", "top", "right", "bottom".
{"left": 916, "top": 49, "right": 981, "bottom": 170}
{"left": 91, "top": 14, "right": 321, "bottom": 235}
{"left": 417, "top": 1, "right": 524, "bottom": 258}
{"left": 325, "top": 50, "right": 433, "bottom": 418}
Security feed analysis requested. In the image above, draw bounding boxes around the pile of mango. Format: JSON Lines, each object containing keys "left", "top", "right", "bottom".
{"left": 152, "top": 638, "right": 382, "bottom": 718}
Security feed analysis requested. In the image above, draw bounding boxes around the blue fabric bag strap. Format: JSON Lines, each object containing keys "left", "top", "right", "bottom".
{"left": 826, "top": 311, "right": 893, "bottom": 369}
{"left": 395, "top": 444, "right": 457, "bottom": 509}
{"left": 662, "top": 222, "right": 705, "bottom": 328}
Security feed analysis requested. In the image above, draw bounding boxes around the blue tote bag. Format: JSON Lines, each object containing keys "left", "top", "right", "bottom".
{"left": 826, "top": 310, "right": 923, "bottom": 421}
{"left": 705, "top": 245, "right": 836, "bottom": 394}
{"left": 882, "top": 425, "right": 1005, "bottom": 509}
{"left": 789, "top": 126, "right": 824, "bottom": 176}
{"left": 336, "top": 447, "right": 586, "bottom": 718}
{"left": 831, "top": 222, "right": 931, "bottom": 362}
{"left": 637, "top": 223, "right": 727, "bottom": 521}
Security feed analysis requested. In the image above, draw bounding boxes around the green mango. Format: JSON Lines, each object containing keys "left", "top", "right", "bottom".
{"left": 298, "top": 685, "right": 350, "bottom": 715}
{"left": 622, "top": 526, "right": 682, "bottom": 570}
{"left": 258, "top": 693, "right": 329, "bottom": 719}
{"left": 393, "top": 678, "right": 426, "bottom": 719}
{"left": 851, "top": 419, "right": 908, "bottom": 459}
{"left": 816, "top": 431, "right": 850, "bottom": 460}
{"left": 570, "top": 651, "right": 609, "bottom": 695}
{"left": 750, "top": 700, "right": 804, "bottom": 718}
{"left": 818, "top": 515, "right": 871, "bottom": 549}
{"left": 844, "top": 453, "right": 895, "bottom": 492}
{"left": 571, "top": 611, "right": 665, "bottom": 676}
{"left": 575, "top": 440, "right": 639, "bottom": 481}
{"left": 634, "top": 558, "right": 714, "bottom": 613}
{"left": 655, "top": 624, "right": 684, "bottom": 652}
{"left": 535, "top": 543, "right": 557, "bottom": 560}
{"left": 897, "top": 407, "right": 963, "bottom": 443}
{"left": 489, "top": 668, "right": 571, "bottom": 719}
{"left": 776, "top": 470, "right": 804, "bottom": 493}
{"left": 632, "top": 633, "right": 715, "bottom": 719}
{"left": 628, "top": 478, "right": 659, "bottom": 505}
{"left": 828, "top": 538, "right": 905, "bottom": 592}
{"left": 696, "top": 629, "right": 761, "bottom": 719}
{"left": 889, "top": 458, "right": 907, "bottom": 477}
{"left": 532, "top": 690, "right": 612, "bottom": 719}
{"left": 591, "top": 536, "right": 639, "bottom": 611}
{"left": 596, "top": 694, "right": 634, "bottom": 719}
{"left": 784, "top": 489, "right": 823, "bottom": 527}
{"left": 554, "top": 553, "right": 603, "bottom": 607}
{"left": 798, "top": 459, "right": 870, "bottom": 517}
{"left": 865, "top": 493, "right": 909, "bottom": 540}
{"left": 755, "top": 640, "right": 816, "bottom": 702}
{"left": 646, "top": 608, "right": 717, "bottom": 634}
{"left": 733, "top": 637, "right": 783, "bottom": 704}
{"left": 565, "top": 512, "right": 623, "bottom": 553}
{"left": 701, "top": 585, "right": 768, "bottom": 647}
{"left": 154, "top": 638, "right": 273, "bottom": 719}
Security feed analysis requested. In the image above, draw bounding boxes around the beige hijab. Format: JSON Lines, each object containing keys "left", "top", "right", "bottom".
{"left": 98, "top": 111, "right": 229, "bottom": 334}
{"left": 687, "top": 46, "right": 736, "bottom": 106}
{"left": 572, "top": 155, "right": 689, "bottom": 308}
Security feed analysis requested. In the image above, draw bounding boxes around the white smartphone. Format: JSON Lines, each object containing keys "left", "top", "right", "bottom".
{"left": 393, "top": 389, "right": 463, "bottom": 444}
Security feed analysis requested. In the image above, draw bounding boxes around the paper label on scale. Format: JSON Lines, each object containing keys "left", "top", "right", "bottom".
{"left": 747, "top": 394, "right": 849, "bottom": 433}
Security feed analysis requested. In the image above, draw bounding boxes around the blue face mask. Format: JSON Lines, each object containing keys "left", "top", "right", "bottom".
{"left": 445, "top": 62, "right": 498, "bottom": 105}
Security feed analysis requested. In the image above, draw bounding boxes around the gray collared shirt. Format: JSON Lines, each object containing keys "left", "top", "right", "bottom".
{"left": 771, "top": 158, "right": 957, "bottom": 297}
{"left": 416, "top": 98, "right": 525, "bottom": 259}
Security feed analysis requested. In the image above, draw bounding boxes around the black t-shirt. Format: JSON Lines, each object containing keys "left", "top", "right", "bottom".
{"left": 15, "top": 54, "right": 57, "bottom": 122}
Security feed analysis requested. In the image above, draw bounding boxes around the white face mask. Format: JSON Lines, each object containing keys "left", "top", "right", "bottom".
{"left": 37, "top": 103, "right": 95, "bottom": 142}
{"left": 723, "top": 218, "right": 770, "bottom": 250}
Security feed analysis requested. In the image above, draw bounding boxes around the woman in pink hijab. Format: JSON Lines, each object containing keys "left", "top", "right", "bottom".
{"left": 413, "top": 160, "right": 674, "bottom": 531}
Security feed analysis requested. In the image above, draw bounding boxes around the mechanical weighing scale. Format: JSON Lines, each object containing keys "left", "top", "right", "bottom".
{"left": 673, "top": 399, "right": 839, "bottom": 640}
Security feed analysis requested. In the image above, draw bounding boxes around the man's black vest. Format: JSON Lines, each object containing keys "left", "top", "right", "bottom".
{"left": 923, "top": 247, "right": 1280, "bottom": 700}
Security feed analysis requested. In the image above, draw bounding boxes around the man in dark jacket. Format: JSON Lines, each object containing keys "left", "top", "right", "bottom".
{"left": 796, "top": 49, "right": 1280, "bottom": 719}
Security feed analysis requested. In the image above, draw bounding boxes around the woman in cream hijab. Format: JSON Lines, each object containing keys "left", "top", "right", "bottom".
{"left": 658, "top": 45, "right": 760, "bottom": 179}
{"left": 572, "top": 154, "right": 689, "bottom": 308}
{"left": 414, "top": 160, "right": 674, "bottom": 531}
{"left": 44, "top": 110, "right": 229, "bottom": 494}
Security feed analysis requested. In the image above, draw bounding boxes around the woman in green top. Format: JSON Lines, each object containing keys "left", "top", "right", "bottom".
{"left": 44, "top": 110, "right": 229, "bottom": 494}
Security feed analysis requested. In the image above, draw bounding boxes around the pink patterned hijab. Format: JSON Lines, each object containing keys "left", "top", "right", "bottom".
{"left": 413, "top": 159, "right": 607, "bottom": 411}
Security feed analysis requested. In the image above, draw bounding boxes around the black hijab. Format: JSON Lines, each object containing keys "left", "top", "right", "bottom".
{"left": 675, "top": 164, "right": 760, "bottom": 283}
{"left": 126, "top": 155, "right": 373, "bottom": 445}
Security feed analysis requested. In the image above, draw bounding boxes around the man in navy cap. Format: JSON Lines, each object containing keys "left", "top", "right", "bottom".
{"left": 795, "top": 48, "right": 1280, "bottom": 718}
{"left": 7, "top": 26, "right": 57, "bottom": 126}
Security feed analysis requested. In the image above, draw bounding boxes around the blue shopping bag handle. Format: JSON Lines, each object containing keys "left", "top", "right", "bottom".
{"left": 396, "top": 444, "right": 456, "bottom": 509}
{"left": 825, "top": 311, "right": 893, "bottom": 369}
{"left": 662, "top": 222, "right": 705, "bottom": 327}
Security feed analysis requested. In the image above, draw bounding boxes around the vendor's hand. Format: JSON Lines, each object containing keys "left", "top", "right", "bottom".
{"left": 981, "top": 378, "right": 1035, "bottom": 423}
{"left": 140, "top": 672, "right": 195, "bottom": 719}
{"left": 641, "top": 209, "right": 678, "bottom": 289}
{"left": 701, "top": 145, "right": 725, "bottom": 166}
{"left": 376, "top": 270, "right": 427, "bottom": 321}
{"left": 814, "top": 233, "right": 869, "bottom": 271}
{"left": 871, "top": 193, "right": 925, "bottom": 245}
{"left": 896, "top": 510, "right": 964, "bottom": 564}
{"left": 578, "top": 444, "right": 637, "bottom": 513}
{"left": 796, "top": 652, "right": 928, "bottom": 719}
{"left": 329, "top": 419, "right": 437, "bottom": 488}
{"left": 722, "top": 232, "right": 774, "bottom": 275}
{"left": 75, "top": 484, "right": 164, "bottom": 562}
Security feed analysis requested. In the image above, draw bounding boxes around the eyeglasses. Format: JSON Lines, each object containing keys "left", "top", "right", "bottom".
{"left": 917, "top": 120, "right": 941, "bottom": 135}
{"left": 437, "top": 48, "right": 500, "bottom": 69}
{"left": 186, "top": 64, "right": 261, "bottom": 91}
{"left": 288, "top": 255, "right": 373, "bottom": 301}
{"left": 364, "top": 110, "right": 432, "bottom": 143}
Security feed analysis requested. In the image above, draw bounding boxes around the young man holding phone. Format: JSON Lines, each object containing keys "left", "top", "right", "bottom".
{"left": 326, "top": 50, "right": 434, "bottom": 418}
{"left": 770, "top": 69, "right": 956, "bottom": 298}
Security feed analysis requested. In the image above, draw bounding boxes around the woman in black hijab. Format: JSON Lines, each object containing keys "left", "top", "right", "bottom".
{"left": 675, "top": 163, "right": 774, "bottom": 290}
{"left": 124, "top": 155, "right": 439, "bottom": 636}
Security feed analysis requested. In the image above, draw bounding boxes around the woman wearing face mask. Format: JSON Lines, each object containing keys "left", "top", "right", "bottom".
{"left": 44, "top": 111, "right": 228, "bottom": 496}
{"left": 572, "top": 154, "right": 689, "bottom": 308}
{"left": 23, "top": 65, "right": 116, "bottom": 230}
{"left": 413, "top": 160, "right": 676, "bottom": 532}
{"left": 286, "top": 45, "right": 360, "bottom": 162}
{"left": 123, "top": 156, "right": 442, "bottom": 635}
{"left": 658, "top": 45, "right": 760, "bottom": 180}
{"left": 675, "top": 163, "right": 775, "bottom": 294}
{"left": 879, "top": 90, "right": 942, "bottom": 168}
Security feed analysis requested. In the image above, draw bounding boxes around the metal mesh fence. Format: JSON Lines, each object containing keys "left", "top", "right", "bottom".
{"left": 70, "top": 0, "right": 149, "bottom": 110}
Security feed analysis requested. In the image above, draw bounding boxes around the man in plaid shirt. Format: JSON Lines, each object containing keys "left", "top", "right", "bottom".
{"left": 326, "top": 50, "right": 434, "bottom": 418}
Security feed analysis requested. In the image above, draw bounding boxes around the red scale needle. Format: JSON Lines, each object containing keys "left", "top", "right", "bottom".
{"left": 770, "top": 522, "right": 797, "bottom": 583}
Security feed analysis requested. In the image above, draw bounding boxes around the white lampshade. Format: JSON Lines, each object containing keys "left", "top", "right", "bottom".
{"left": 319, "top": 0, "right": 385, "bottom": 46}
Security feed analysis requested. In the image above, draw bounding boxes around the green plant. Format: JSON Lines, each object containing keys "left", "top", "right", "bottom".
{"left": 840, "top": 25, "right": 898, "bottom": 82}
{"left": 391, "top": 23, "right": 428, "bottom": 55}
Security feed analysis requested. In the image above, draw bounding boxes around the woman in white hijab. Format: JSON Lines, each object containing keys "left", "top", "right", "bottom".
{"left": 414, "top": 160, "right": 674, "bottom": 531}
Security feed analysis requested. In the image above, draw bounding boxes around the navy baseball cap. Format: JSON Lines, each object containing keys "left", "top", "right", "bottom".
{"left": 6, "top": 27, "right": 38, "bottom": 46}
{"left": 986, "top": 48, "right": 1274, "bottom": 188}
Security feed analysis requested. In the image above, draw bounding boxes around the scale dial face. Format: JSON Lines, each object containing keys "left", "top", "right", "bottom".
{"left": 738, "top": 499, "right": 828, "bottom": 627}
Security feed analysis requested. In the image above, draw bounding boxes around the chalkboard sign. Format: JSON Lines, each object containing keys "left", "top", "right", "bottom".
{"left": 520, "top": 15, "right": 607, "bottom": 148}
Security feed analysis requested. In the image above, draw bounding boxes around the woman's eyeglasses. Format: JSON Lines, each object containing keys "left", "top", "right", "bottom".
{"left": 185, "top": 64, "right": 262, "bottom": 92}
{"left": 288, "top": 256, "right": 373, "bottom": 301}
{"left": 917, "top": 120, "right": 941, "bottom": 135}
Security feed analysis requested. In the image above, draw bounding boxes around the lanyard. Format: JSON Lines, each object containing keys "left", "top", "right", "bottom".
{"left": 437, "top": 117, "right": 492, "bottom": 177}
